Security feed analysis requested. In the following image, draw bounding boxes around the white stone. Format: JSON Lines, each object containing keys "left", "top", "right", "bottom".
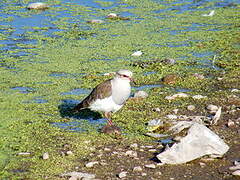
{"left": 172, "top": 109, "right": 179, "bottom": 114}
{"left": 61, "top": 172, "right": 95, "bottom": 179}
{"left": 165, "top": 93, "right": 189, "bottom": 100}
{"left": 234, "top": 161, "right": 240, "bottom": 166}
{"left": 18, "top": 152, "right": 31, "bottom": 155}
{"left": 27, "top": 2, "right": 49, "bottom": 9}
{"left": 118, "top": 171, "right": 127, "bottom": 178}
{"left": 192, "top": 95, "right": 207, "bottom": 99}
{"left": 85, "top": 161, "right": 98, "bottom": 168}
{"left": 187, "top": 105, "right": 195, "bottom": 111}
{"left": 131, "top": 51, "right": 143, "bottom": 57}
{"left": 229, "top": 165, "right": 240, "bottom": 171}
{"left": 141, "top": 173, "right": 147, "bottom": 176}
{"left": 227, "top": 120, "right": 235, "bottom": 127}
{"left": 66, "top": 151, "right": 73, "bottom": 155}
{"left": 166, "top": 114, "right": 178, "bottom": 119}
{"left": 130, "top": 143, "right": 138, "bottom": 149}
{"left": 148, "top": 149, "right": 157, "bottom": 152}
{"left": 145, "top": 164, "right": 156, "bottom": 169}
{"left": 133, "top": 166, "right": 143, "bottom": 172}
{"left": 232, "top": 170, "right": 240, "bottom": 176}
{"left": 87, "top": 19, "right": 104, "bottom": 24}
{"left": 134, "top": 90, "right": 148, "bottom": 98}
{"left": 153, "top": 108, "right": 161, "bottom": 112}
{"left": 206, "top": 104, "right": 218, "bottom": 113}
{"left": 157, "top": 122, "right": 229, "bottom": 164}
{"left": 104, "top": 147, "right": 111, "bottom": 151}
{"left": 107, "top": 13, "right": 117, "bottom": 18}
{"left": 42, "top": 152, "right": 49, "bottom": 160}
{"left": 125, "top": 150, "right": 137, "bottom": 158}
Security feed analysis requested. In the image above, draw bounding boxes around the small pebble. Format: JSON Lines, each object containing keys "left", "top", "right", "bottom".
{"left": 104, "top": 147, "right": 111, "bottom": 151}
{"left": 145, "top": 164, "right": 156, "bottom": 169}
{"left": 130, "top": 143, "right": 138, "bottom": 149}
{"left": 155, "top": 171, "right": 162, "bottom": 176}
{"left": 172, "top": 109, "right": 179, "bottom": 114}
{"left": 125, "top": 150, "right": 137, "bottom": 158}
{"left": 153, "top": 108, "right": 161, "bottom": 112}
{"left": 234, "top": 161, "right": 240, "bottom": 166}
{"left": 227, "top": 120, "right": 235, "bottom": 127}
{"left": 229, "top": 165, "right": 240, "bottom": 171}
{"left": 187, "top": 105, "right": 195, "bottom": 111}
{"left": 107, "top": 13, "right": 118, "bottom": 18}
{"left": 206, "top": 104, "right": 218, "bottom": 113}
{"left": 145, "top": 145, "right": 154, "bottom": 149}
{"left": 166, "top": 114, "right": 178, "bottom": 119}
{"left": 133, "top": 166, "right": 143, "bottom": 172}
{"left": 141, "top": 173, "right": 147, "bottom": 176}
{"left": 87, "top": 19, "right": 104, "bottom": 24}
{"left": 66, "top": 151, "right": 73, "bottom": 155}
{"left": 134, "top": 90, "right": 148, "bottom": 98}
{"left": 193, "top": 73, "right": 205, "bottom": 80}
{"left": 118, "top": 171, "right": 127, "bottom": 178}
{"left": 192, "top": 95, "right": 207, "bottom": 99}
{"left": 148, "top": 149, "right": 157, "bottom": 152}
{"left": 85, "top": 161, "right": 98, "bottom": 168}
{"left": 232, "top": 170, "right": 240, "bottom": 176}
{"left": 18, "top": 152, "right": 31, "bottom": 156}
{"left": 231, "top": 89, "right": 239, "bottom": 92}
{"left": 199, "top": 162, "right": 206, "bottom": 167}
{"left": 27, "top": 2, "right": 49, "bottom": 10}
{"left": 42, "top": 152, "right": 49, "bottom": 160}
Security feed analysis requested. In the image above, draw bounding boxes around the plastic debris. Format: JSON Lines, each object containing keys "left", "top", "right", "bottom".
{"left": 157, "top": 122, "right": 229, "bottom": 164}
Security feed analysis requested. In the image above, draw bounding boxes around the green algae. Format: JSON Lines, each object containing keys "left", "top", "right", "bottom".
{"left": 0, "top": 0, "right": 240, "bottom": 178}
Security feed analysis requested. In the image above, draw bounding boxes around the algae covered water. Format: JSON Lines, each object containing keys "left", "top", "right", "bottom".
{"left": 0, "top": 0, "right": 239, "bottom": 178}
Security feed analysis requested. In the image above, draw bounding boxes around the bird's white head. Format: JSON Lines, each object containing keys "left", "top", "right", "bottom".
{"left": 116, "top": 69, "right": 133, "bottom": 82}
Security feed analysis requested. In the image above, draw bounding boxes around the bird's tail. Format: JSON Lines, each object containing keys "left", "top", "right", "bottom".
{"left": 71, "top": 103, "right": 84, "bottom": 114}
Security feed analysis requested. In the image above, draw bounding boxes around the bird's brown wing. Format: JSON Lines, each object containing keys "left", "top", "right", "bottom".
{"left": 73, "top": 79, "right": 112, "bottom": 112}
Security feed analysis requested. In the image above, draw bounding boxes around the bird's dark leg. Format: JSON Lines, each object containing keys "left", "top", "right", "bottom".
{"left": 104, "top": 112, "right": 113, "bottom": 125}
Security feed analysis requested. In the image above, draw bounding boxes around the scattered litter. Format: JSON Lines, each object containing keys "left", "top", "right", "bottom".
{"left": 211, "top": 107, "right": 222, "bottom": 125}
{"left": 202, "top": 10, "right": 215, "bottom": 17}
{"left": 131, "top": 51, "right": 143, "bottom": 57}
{"left": 157, "top": 122, "right": 229, "bottom": 164}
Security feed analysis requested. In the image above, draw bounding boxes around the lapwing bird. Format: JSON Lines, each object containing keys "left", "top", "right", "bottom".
{"left": 73, "top": 69, "right": 134, "bottom": 128}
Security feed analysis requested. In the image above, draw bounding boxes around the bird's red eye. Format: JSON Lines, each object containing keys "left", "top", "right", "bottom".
{"left": 122, "top": 74, "right": 129, "bottom": 78}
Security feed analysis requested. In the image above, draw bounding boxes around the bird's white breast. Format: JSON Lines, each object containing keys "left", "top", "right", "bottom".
{"left": 89, "top": 96, "right": 123, "bottom": 113}
{"left": 111, "top": 78, "right": 131, "bottom": 105}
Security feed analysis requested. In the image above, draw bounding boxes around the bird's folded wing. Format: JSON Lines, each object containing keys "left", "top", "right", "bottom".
{"left": 73, "top": 79, "right": 112, "bottom": 111}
